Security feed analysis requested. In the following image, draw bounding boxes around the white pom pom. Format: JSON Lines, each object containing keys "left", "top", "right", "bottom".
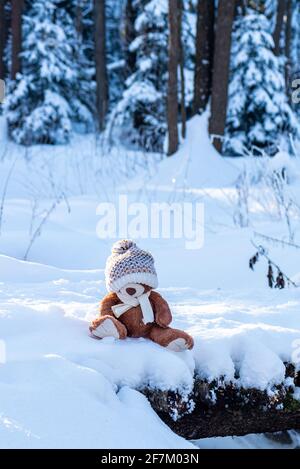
{"left": 112, "top": 239, "right": 136, "bottom": 254}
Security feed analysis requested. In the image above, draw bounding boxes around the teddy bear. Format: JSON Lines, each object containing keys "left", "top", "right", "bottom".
{"left": 89, "top": 239, "right": 194, "bottom": 352}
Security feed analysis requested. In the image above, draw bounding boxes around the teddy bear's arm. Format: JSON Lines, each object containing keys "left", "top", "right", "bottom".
{"left": 150, "top": 291, "right": 172, "bottom": 328}
{"left": 99, "top": 292, "right": 120, "bottom": 317}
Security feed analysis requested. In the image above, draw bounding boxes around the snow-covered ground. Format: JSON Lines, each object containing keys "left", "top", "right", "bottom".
{"left": 1, "top": 114, "right": 300, "bottom": 448}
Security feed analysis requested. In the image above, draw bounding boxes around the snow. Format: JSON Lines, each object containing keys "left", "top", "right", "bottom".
{"left": 197, "top": 431, "right": 300, "bottom": 449}
{"left": 0, "top": 258, "right": 194, "bottom": 448}
{"left": 1, "top": 113, "right": 300, "bottom": 448}
{"left": 238, "top": 340, "right": 286, "bottom": 390}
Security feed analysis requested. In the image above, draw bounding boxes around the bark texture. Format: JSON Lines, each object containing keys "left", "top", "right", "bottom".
{"left": 209, "top": 0, "right": 235, "bottom": 153}
{"left": 193, "top": 0, "right": 215, "bottom": 115}
{"left": 142, "top": 365, "right": 300, "bottom": 439}
{"left": 285, "top": 0, "right": 292, "bottom": 92}
{"left": 94, "top": 0, "right": 109, "bottom": 131}
{"left": 123, "top": 0, "right": 137, "bottom": 77}
{"left": 273, "top": 0, "right": 286, "bottom": 57}
{"left": 178, "top": 0, "right": 186, "bottom": 139}
{"left": 157, "top": 405, "right": 300, "bottom": 439}
{"left": 167, "top": 0, "right": 179, "bottom": 156}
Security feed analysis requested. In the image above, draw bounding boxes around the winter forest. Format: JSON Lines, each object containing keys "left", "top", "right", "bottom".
{"left": 1, "top": 0, "right": 300, "bottom": 452}
{"left": 1, "top": 0, "right": 300, "bottom": 154}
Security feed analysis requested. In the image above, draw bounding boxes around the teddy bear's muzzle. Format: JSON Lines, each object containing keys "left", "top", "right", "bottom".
{"left": 111, "top": 283, "right": 154, "bottom": 324}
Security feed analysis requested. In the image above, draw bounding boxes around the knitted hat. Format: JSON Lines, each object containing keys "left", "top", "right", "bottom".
{"left": 105, "top": 239, "right": 158, "bottom": 292}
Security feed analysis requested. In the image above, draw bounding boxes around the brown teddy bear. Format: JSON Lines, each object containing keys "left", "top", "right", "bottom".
{"left": 89, "top": 240, "right": 194, "bottom": 352}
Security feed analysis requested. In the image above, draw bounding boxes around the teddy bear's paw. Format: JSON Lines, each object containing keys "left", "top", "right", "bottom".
{"left": 166, "top": 338, "right": 189, "bottom": 352}
{"left": 90, "top": 318, "right": 120, "bottom": 340}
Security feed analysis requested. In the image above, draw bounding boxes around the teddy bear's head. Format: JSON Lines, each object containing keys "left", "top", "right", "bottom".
{"left": 105, "top": 239, "right": 158, "bottom": 295}
{"left": 105, "top": 240, "right": 158, "bottom": 325}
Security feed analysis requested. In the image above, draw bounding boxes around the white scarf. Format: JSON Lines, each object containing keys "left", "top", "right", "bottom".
{"left": 111, "top": 283, "right": 154, "bottom": 324}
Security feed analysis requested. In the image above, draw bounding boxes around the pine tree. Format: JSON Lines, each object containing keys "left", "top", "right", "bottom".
{"left": 291, "top": 0, "right": 300, "bottom": 99}
{"left": 67, "top": 0, "right": 96, "bottom": 129}
{"left": 225, "top": 11, "right": 299, "bottom": 156}
{"left": 11, "top": 0, "right": 23, "bottom": 79}
{"left": 180, "top": 0, "right": 197, "bottom": 116}
{"left": 0, "top": 0, "right": 7, "bottom": 80}
{"left": 106, "top": 0, "right": 125, "bottom": 106}
{"left": 291, "top": 0, "right": 300, "bottom": 61}
{"left": 264, "top": 0, "right": 277, "bottom": 28}
{"left": 6, "top": 0, "right": 94, "bottom": 145}
{"left": 110, "top": 0, "right": 195, "bottom": 153}
{"left": 113, "top": 0, "right": 169, "bottom": 152}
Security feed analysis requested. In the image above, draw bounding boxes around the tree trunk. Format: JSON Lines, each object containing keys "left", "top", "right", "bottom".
{"left": 156, "top": 404, "right": 300, "bottom": 440}
{"left": 193, "top": 0, "right": 215, "bottom": 115}
{"left": 178, "top": 0, "right": 186, "bottom": 139}
{"left": 94, "top": 0, "right": 108, "bottom": 131}
{"left": 273, "top": 0, "right": 286, "bottom": 56}
{"left": 0, "top": 0, "right": 6, "bottom": 79}
{"left": 285, "top": 0, "right": 292, "bottom": 94}
{"left": 209, "top": 0, "right": 235, "bottom": 154}
{"left": 75, "top": 0, "right": 83, "bottom": 37}
{"left": 123, "top": 0, "right": 137, "bottom": 77}
{"left": 11, "top": 0, "right": 23, "bottom": 79}
{"left": 167, "top": 0, "right": 179, "bottom": 156}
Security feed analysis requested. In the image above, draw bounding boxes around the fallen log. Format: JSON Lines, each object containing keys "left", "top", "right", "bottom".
{"left": 154, "top": 401, "right": 300, "bottom": 440}
{"left": 142, "top": 364, "right": 300, "bottom": 440}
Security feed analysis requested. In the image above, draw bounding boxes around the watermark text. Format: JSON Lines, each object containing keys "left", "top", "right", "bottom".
{"left": 96, "top": 195, "right": 204, "bottom": 250}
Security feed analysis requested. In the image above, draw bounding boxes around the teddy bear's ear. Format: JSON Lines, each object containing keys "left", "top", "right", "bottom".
{"left": 111, "top": 239, "right": 136, "bottom": 254}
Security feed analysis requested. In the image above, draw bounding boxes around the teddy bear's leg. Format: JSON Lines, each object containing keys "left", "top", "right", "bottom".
{"left": 89, "top": 315, "right": 127, "bottom": 340}
{"left": 147, "top": 325, "right": 194, "bottom": 351}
